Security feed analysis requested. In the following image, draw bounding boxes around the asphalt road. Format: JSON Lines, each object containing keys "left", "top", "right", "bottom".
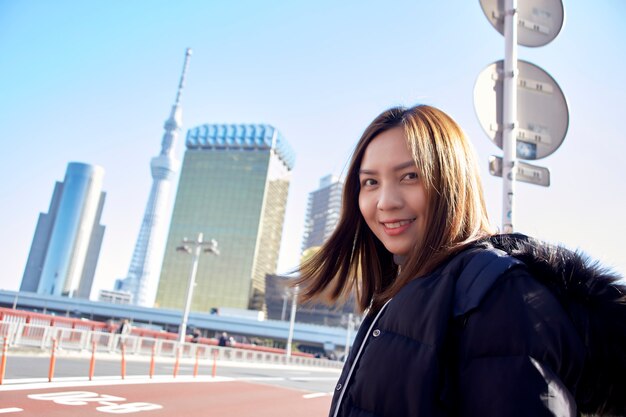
{"left": 2, "top": 354, "right": 341, "bottom": 393}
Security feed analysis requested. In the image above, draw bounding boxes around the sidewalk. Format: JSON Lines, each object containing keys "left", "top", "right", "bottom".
{"left": 3, "top": 345, "right": 344, "bottom": 373}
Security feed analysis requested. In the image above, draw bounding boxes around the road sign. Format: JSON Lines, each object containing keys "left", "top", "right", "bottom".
{"left": 474, "top": 59, "right": 569, "bottom": 160}
{"left": 479, "top": 0, "right": 564, "bottom": 47}
{"left": 488, "top": 155, "right": 550, "bottom": 187}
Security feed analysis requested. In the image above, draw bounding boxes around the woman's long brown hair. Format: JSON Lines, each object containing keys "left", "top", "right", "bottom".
{"left": 295, "top": 105, "right": 493, "bottom": 313}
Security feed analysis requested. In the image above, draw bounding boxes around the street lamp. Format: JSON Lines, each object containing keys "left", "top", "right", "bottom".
{"left": 344, "top": 312, "right": 354, "bottom": 361}
{"left": 280, "top": 288, "right": 290, "bottom": 321}
{"left": 176, "top": 232, "right": 219, "bottom": 344}
{"left": 286, "top": 285, "right": 298, "bottom": 357}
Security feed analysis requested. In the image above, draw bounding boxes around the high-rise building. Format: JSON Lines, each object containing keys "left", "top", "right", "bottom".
{"left": 116, "top": 49, "right": 192, "bottom": 307}
{"left": 265, "top": 274, "right": 356, "bottom": 327}
{"left": 98, "top": 289, "right": 132, "bottom": 305}
{"left": 21, "top": 162, "right": 106, "bottom": 298}
{"left": 301, "top": 174, "right": 343, "bottom": 251}
{"left": 156, "top": 124, "right": 295, "bottom": 312}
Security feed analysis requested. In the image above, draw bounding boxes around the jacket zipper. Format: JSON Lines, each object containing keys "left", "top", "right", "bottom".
{"left": 332, "top": 298, "right": 393, "bottom": 417}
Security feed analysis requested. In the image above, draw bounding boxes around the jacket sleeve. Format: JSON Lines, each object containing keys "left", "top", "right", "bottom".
{"left": 454, "top": 268, "right": 585, "bottom": 417}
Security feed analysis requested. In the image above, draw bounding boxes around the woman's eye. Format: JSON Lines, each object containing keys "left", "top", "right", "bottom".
{"left": 362, "top": 178, "right": 377, "bottom": 186}
{"left": 403, "top": 172, "right": 418, "bottom": 181}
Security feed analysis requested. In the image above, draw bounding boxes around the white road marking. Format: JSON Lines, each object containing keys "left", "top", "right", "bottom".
{"left": 0, "top": 408, "right": 23, "bottom": 414}
{"left": 302, "top": 392, "right": 332, "bottom": 399}
{"left": 241, "top": 377, "right": 284, "bottom": 381}
{"left": 0, "top": 375, "right": 234, "bottom": 392}
{"left": 27, "top": 391, "right": 164, "bottom": 413}
{"left": 240, "top": 376, "right": 337, "bottom": 382}
{"left": 289, "top": 377, "right": 338, "bottom": 381}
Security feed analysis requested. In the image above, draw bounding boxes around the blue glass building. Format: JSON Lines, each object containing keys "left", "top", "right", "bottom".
{"left": 21, "top": 162, "right": 106, "bottom": 298}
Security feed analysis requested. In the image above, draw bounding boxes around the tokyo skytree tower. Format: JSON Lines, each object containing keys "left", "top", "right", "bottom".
{"left": 118, "top": 48, "right": 192, "bottom": 306}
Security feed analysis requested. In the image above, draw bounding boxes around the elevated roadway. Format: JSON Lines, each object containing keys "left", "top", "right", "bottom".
{"left": 0, "top": 290, "right": 354, "bottom": 351}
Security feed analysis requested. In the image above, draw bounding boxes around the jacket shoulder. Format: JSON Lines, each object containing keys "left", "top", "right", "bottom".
{"left": 445, "top": 246, "right": 524, "bottom": 317}
{"left": 487, "top": 233, "right": 626, "bottom": 416}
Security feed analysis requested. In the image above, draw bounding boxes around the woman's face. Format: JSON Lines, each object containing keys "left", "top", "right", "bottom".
{"left": 358, "top": 127, "right": 428, "bottom": 257}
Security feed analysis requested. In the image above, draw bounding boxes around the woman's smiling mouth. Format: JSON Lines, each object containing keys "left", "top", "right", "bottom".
{"left": 381, "top": 218, "right": 416, "bottom": 235}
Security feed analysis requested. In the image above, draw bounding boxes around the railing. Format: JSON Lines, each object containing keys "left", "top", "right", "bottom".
{"left": 0, "top": 321, "right": 342, "bottom": 369}
{"left": 0, "top": 307, "right": 106, "bottom": 331}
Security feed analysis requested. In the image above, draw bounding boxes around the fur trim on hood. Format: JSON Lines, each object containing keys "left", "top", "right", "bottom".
{"left": 479, "top": 234, "right": 626, "bottom": 416}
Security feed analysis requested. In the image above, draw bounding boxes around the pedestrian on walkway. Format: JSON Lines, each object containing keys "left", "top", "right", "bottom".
{"left": 296, "top": 104, "right": 626, "bottom": 416}
{"left": 117, "top": 319, "right": 132, "bottom": 349}
{"left": 218, "top": 332, "right": 229, "bottom": 347}
{"left": 191, "top": 328, "right": 201, "bottom": 343}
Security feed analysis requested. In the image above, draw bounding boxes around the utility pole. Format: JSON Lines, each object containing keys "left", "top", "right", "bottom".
{"left": 476, "top": 0, "right": 567, "bottom": 229}
{"left": 501, "top": 0, "right": 518, "bottom": 233}
{"left": 176, "top": 232, "right": 219, "bottom": 344}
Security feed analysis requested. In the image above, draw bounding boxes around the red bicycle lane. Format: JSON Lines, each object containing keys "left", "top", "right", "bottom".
{"left": 0, "top": 378, "right": 332, "bottom": 416}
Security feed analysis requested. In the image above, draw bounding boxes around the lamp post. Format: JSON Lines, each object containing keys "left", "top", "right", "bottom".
{"left": 280, "top": 288, "right": 290, "bottom": 321}
{"left": 286, "top": 285, "right": 298, "bottom": 357}
{"left": 343, "top": 312, "right": 354, "bottom": 362}
{"left": 12, "top": 292, "right": 19, "bottom": 310}
{"left": 176, "top": 232, "right": 219, "bottom": 344}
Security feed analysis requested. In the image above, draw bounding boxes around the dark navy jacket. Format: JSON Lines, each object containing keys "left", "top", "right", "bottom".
{"left": 329, "top": 235, "right": 626, "bottom": 417}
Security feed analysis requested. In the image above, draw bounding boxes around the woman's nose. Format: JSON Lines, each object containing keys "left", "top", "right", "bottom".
{"left": 377, "top": 184, "right": 403, "bottom": 211}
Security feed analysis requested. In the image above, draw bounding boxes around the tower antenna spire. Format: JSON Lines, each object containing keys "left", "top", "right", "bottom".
{"left": 159, "top": 48, "right": 192, "bottom": 156}
{"left": 117, "top": 48, "right": 193, "bottom": 307}
{"left": 175, "top": 48, "right": 193, "bottom": 106}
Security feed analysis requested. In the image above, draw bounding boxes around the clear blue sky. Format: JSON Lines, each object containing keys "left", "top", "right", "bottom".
{"left": 1, "top": 0, "right": 624, "bottom": 297}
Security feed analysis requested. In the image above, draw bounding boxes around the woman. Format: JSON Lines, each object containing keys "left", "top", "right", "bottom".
{"left": 297, "top": 105, "right": 626, "bottom": 416}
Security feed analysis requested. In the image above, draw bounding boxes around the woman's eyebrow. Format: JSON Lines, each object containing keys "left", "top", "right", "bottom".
{"left": 359, "top": 160, "right": 416, "bottom": 175}
{"left": 393, "top": 160, "right": 417, "bottom": 171}
{"left": 359, "top": 168, "right": 376, "bottom": 175}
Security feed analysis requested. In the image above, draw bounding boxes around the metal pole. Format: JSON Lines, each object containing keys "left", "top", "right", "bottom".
{"left": 48, "top": 338, "right": 57, "bottom": 382}
{"left": 89, "top": 340, "right": 96, "bottom": 381}
{"left": 211, "top": 349, "right": 218, "bottom": 377}
{"left": 193, "top": 348, "right": 199, "bottom": 377}
{"left": 120, "top": 344, "right": 126, "bottom": 380}
{"left": 149, "top": 345, "right": 156, "bottom": 379}
{"left": 173, "top": 346, "right": 181, "bottom": 378}
{"left": 286, "top": 286, "right": 298, "bottom": 357}
{"left": 179, "top": 232, "right": 203, "bottom": 344}
{"left": 343, "top": 313, "right": 353, "bottom": 361}
{"left": 281, "top": 292, "right": 288, "bottom": 321}
{"left": 502, "top": 0, "right": 518, "bottom": 233}
{"left": 0, "top": 337, "right": 8, "bottom": 385}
